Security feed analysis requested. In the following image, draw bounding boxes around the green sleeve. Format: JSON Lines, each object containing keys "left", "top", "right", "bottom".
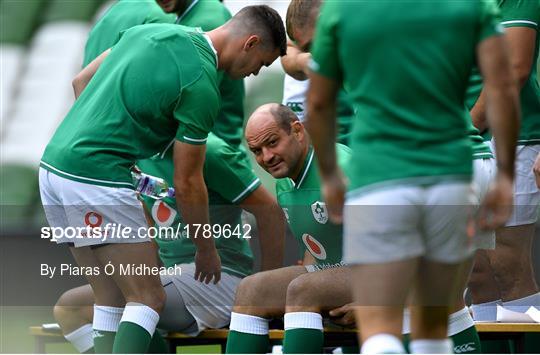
{"left": 203, "top": 134, "right": 261, "bottom": 203}
{"left": 477, "top": 0, "right": 504, "bottom": 44}
{"left": 174, "top": 71, "right": 220, "bottom": 145}
{"left": 310, "top": 1, "right": 342, "bottom": 81}
{"left": 500, "top": 0, "right": 540, "bottom": 28}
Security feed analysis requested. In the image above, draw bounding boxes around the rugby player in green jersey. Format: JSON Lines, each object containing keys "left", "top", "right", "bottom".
{"left": 465, "top": 0, "right": 540, "bottom": 321}
{"left": 225, "top": 104, "right": 353, "bottom": 354}
{"left": 308, "top": 1, "right": 519, "bottom": 353}
{"left": 39, "top": 6, "right": 286, "bottom": 353}
{"left": 280, "top": 0, "right": 353, "bottom": 146}
{"left": 84, "top": 0, "right": 246, "bottom": 150}
{"left": 52, "top": 134, "right": 285, "bottom": 354}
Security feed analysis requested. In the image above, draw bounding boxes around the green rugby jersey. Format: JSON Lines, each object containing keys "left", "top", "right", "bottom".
{"left": 177, "top": 0, "right": 247, "bottom": 149}
{"left": 83, "top": 0, "right": 246, "bottom": 150}
{"left": 466, "top": 0, "right": 540, "bottom": 146}
{"left": 311, "top": 0, "right": 502, "bottom": 192}
{"left": 138, "top": 134, "right": 260, "bottom": 278}
{"left": 83, "top": 0, "right": 175, "bottom": 67}
{"left": 41, "top": 24, "right": 219, "bottom": 188}
{"left": 276, "top": 144, "right": 351, "bottom": 269}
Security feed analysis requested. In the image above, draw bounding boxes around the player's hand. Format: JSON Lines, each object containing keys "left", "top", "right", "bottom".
{"left": 321, "top": 169, "right": 347, "bottom": 224}
{"left": 194, "top": 247, "right": 221, "bottom": 284}
{"left": 328, "top": 303, "right": 356, "bottom": 327}
{"left": 533, "top": 153, "right": 540, "bottom": 189}
{"left": 477, "top": 173, "right": 513, "bottom": 230}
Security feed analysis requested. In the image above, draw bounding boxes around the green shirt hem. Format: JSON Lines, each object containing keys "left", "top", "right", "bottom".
{"left": 347, "top": 175, "right": 472, "bottom": 200}
{"left": 40, "top": 161, "right": 135, "bottom": 189}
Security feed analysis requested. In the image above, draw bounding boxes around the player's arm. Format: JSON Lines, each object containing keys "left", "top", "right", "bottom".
{"left": 476, "top": 35, "right": 520, "bottom": 229}
{"left": 281, "top": 39, "right": 311, "bottom": 81}
{"left": 72, "top": 48, "right": 111, "bottom": 99}
{"left": 471, "top": 26, "right": 536, "bottom": 132}
{"left": 173, "top": 141, "right": 221, "bottom": 284}
{"left": 239, "top": 185, "right": 285, "bottom": 271}
{"left": 307, "top": 72, "right": 346, "bottom": 223}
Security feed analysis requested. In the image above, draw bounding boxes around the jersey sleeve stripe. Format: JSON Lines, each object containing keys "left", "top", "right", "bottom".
{"left": 501, "top": 20, "right": 538, "bottom": 28}
{"left": 183, "top": 136, "right": 208, "bottom": 143}
{"left": 231, "top": 178, "right": 261, "bottom": 204}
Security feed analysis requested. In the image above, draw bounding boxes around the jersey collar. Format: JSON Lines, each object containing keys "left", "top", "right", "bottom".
{"left": 175, "top": 0, "right": 200, "bottom": 24}
{"left": 203, "top": 34, "right": 219, "bottom": 68}
{"left": 290, "top": 146, "right": 314, "bottom": 189}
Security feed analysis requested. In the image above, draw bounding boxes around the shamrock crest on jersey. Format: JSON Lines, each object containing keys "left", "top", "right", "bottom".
{"left": 311, "top": 201, "right": 328, "bottom": 224}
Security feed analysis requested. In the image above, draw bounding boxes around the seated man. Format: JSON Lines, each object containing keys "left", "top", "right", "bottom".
{"left": 225, "top": 104, "right": 353, "bottom": 354}
{"left": 226, "top": 104, "right": 486, "bottom": 354}
{"left": 53, "top": 133, "right": 285, "bottom": 354}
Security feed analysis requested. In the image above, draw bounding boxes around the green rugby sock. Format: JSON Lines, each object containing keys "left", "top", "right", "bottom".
{"left": 282, "top": 312, "right": 324, "bottom": 354}
{"left": 92, "top": 305, "right": 123, "bottom": 353}
{"left": 283, "top": 328, "right": 323, "bottom": 354}
{"left": 147, "top": 331, "right": 169, "bottom": 354}
{"left": 226, "top": 312, "right": 270, "bottom": 353}
{"left": 226, "top": 330, "right": 269, "bottom": 353}
{"left": 93, "top": 330, "right": 116, "bottom": 354}
{"left": 451, "top": 326, "right": 481, "bottom": 353}
{"left": 448, "top": 307, "right": 481, "bottom": 354}
{"left": 112, "top": 303, "right": 160, "bottom": 354}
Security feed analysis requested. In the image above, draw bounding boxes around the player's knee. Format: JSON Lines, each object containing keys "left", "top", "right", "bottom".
{"left": 126, "top": 284, "right": 167, "bottom": 314}
{"left": 234, "top": 274, "right": 265, "bottom": 306}
{"left": 286, "top": 274, "right": 318, "bottom": 308}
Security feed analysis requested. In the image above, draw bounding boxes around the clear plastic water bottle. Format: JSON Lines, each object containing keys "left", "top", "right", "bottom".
{"left": 132, "top": 171, "right": 175, "bottom": 199}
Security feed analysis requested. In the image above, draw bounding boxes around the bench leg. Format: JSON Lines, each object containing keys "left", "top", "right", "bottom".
{"left": 34, "top": 336, "right": 45, "bottom": 354}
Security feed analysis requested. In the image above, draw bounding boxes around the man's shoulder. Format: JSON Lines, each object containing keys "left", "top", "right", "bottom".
{"left": 187, "top": 0, "right": 232, "bottom": 30}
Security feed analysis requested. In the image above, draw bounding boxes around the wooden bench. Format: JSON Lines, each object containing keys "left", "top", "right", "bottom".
{"left": 30, "top": 323, "right": 540, "bottom": 353}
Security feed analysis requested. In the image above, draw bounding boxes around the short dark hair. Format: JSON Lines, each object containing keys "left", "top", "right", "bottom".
{"left": 270, "top": 104, "right": 299, "bottom": 134}
{"left": 286, "top": 0, "right": 322, "bottom": 42}
{"left": 233, "top": 5, "right": 287, "bottom": 56}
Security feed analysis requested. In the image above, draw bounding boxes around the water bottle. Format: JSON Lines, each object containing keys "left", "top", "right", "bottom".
{"left": 132, "top": 171, "right": 175, "bottom": 199}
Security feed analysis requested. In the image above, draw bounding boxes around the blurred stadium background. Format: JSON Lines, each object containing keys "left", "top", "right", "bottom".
{"left": 0, "top": 0, "right": 539, "bottom": 353}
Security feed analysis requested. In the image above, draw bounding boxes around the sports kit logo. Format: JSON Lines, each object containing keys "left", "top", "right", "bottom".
{"left": 302, "top": 233, "right": 327, "bottom": 260}
{"left": 152, "top": 200, "right": 177, "bottom": 227}
{"left": 84, "top": 212, "right": 103, "bottom": 228}
{"left": 454, "top": 342, "right": 476, "bottom": 353}
{"left": 311, "top": 201, "right": 328, "bottom": 224}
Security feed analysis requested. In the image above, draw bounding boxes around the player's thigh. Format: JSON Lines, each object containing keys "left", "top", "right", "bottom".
{"left": 343, "top": 186, "right": 424, "bottom": 265}
{"left": 506, "top": 145, "right": 540, "bottom": 227}
{"left": 92, "top": 242, "right": 163, "bottom": 308}
{"left": 423, "top": 182, "right": 475, "bottom": 263}
{"left": 286, "top": 266, "right": 352, "bottom": 310}
{"left": 158, "top": 276, "right": 197, "bottom": 333}
{"left": 161, "top": 264, "right": 242, "bottom": 332}
{"left": 69, "top": 246, "right": 124, "bottom": 306}
{"left": 234, "top": 265, "right": 307, "bottom": 314}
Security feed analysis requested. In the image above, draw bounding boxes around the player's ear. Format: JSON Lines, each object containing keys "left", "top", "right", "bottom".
{"left": 244, "top": 35, "right": 260, "bottom": 51}
{"left": 291, "top": 121, "right": 303, "bottom": 139}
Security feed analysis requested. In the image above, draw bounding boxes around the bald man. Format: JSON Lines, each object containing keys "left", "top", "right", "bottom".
{"left": 225, "top": 104, "right": 353, "bottom": 354}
